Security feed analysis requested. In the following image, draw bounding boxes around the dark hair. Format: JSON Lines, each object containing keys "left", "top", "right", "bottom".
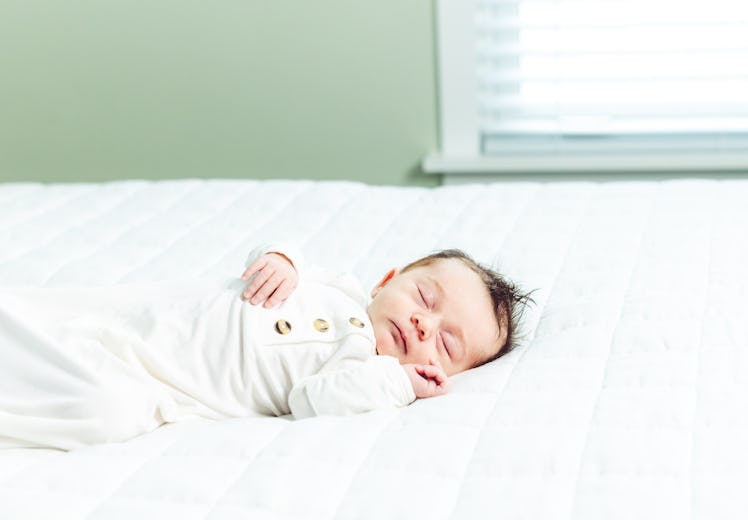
{"left": 401, "top": 249, "right": 534, "bottom": 367}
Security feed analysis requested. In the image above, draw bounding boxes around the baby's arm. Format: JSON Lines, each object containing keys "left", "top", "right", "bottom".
{"left": 240, "top": 245, "right": 302, "bottom": 308}
{"left": 288, "top": 349, "right": 417, "bottom": 419}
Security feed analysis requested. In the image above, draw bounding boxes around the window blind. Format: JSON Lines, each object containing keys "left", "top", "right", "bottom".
{"left": 475, "top": 0, "right": 748, "bottom": 159}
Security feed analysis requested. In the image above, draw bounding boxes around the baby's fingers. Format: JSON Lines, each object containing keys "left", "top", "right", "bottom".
{"left": 249, "top": 272, "right": 285, "bottom": 305}
{"left": 263, "top": 279, "right": 295, "bottom": 308}
{"left": 431, "top": 380, "right": 449, "bottom": 396}
{"left": 243, "top": 266, "right": 275, "bottom": 303}
{"left": 418, "top": 372, "right": 448, "bottom": 398}
{"left": 418, "top": 365, "right": 450, "bottom": 394}
{"left": 241, "top": 257, "right": 267, "bottom": 281}
{"left": 419, "top": 364, "right": 448, "bottom": 384}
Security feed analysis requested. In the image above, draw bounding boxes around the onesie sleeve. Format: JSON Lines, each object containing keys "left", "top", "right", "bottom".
{"left": 244, "top": 243, "right": 305, "bottom": 274}
{"left": 288, "top": 349, "right": 417, "bottom": 419}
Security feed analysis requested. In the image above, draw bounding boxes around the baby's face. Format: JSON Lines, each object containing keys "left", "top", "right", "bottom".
{"left": 367, "top": 258, "right": 502, "bottom": 376}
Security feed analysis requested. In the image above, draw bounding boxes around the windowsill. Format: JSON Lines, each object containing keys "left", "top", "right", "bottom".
{"left": 423, "top": 152, "right": 748, "bottom": 175}
{"left": 423, "top": 152, "right": 748, "bottom": 184}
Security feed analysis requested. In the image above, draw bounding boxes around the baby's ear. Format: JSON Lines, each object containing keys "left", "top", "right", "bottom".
{"left": 370, "top": 268, "right": 399, "bottom": 298}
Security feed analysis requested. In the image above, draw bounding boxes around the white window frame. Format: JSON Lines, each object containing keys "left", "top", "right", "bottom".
{"left": 424, "top": 0, "right": 748, "bottom": 179}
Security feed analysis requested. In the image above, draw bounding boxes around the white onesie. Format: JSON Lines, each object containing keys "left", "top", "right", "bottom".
{"left": 0, "top": 245, "right": 415, "bottom": 450}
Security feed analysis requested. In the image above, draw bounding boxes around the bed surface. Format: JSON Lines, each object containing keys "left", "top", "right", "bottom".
{"left": 1, "top": 178, "right": 746, "bottom": 519}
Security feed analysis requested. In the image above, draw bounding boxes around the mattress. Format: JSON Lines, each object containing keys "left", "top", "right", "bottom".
{"left": 0, "top": 178, "right": 746, "bottom": 519}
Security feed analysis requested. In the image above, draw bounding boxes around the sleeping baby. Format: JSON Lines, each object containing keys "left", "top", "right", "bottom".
{"left": 0, "top": 245, "right": 529, "bottom": 450}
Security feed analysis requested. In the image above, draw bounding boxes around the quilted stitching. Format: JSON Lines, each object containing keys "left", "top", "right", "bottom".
{"left": 1, "top": 179, "right": 747, "bottom": 519}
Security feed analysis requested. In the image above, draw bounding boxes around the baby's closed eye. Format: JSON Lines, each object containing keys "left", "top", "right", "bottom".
{"left": 416, "top": 284, "right": 433, "bottom": 309}
{"left": 439, "top": 333, "right": 452, "bottom": 358}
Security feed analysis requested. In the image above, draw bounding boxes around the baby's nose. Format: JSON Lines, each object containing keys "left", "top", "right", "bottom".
{"left": 411, "top": 314, "right": 431, "bottom": 341}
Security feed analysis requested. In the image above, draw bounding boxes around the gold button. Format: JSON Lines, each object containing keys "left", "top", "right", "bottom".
{"left": 349, "top": 317, "right": 365, "bottom": 328}
{"left": 313, "top": 319, "right": 330, "bottom": 332}
{"left": 274, "top": 319, "right": 292, "bottom": 335}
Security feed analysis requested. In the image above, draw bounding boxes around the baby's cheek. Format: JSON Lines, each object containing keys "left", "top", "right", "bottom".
{"left": 372, "top": 326, "right": 394, "bottom": 358}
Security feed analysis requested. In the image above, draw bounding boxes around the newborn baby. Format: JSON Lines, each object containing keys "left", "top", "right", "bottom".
{"left": 0, "top": 245, "right": 527, "bottom": 450}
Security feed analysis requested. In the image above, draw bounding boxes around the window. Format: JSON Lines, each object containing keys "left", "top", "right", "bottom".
{"left": 426, "top": 0, "right": 748, "bottom": 174}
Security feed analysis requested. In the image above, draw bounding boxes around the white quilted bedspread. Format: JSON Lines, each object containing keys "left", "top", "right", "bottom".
{"left": 0, "top": 178, "right": 746, "bottom": 519}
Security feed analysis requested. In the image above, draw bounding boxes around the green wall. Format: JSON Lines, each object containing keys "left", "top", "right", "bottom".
{"left": 0, "top": 1, "right": 439, "bottom": 186}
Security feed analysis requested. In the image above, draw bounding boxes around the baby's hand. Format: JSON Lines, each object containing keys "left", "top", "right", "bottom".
{"left": 240, "top": 252, "right": 299, "bottom": 308}
{"left": 402, "top": 363, "right": 450, "bottom": 399}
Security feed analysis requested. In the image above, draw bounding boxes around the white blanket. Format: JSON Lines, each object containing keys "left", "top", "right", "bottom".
{"left": 1, "top": 178, "right": 747, "bottom": 519}
{"left": 0, "top": 279, "right": 253, "bottom": 448}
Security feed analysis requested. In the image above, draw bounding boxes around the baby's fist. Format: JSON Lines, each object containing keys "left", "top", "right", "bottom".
{"left": 402, "top": 363, "right": 449, "bottom": 399}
